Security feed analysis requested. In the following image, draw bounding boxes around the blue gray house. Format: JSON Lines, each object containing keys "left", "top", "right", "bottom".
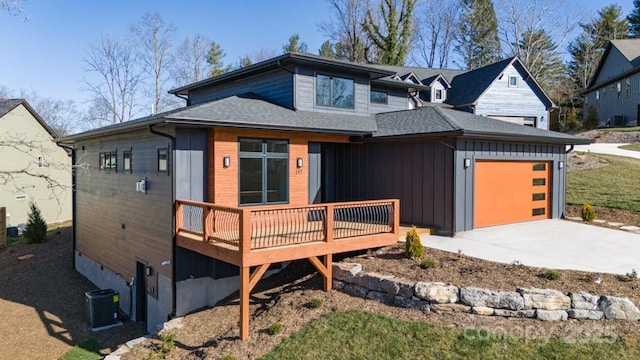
{"left": 583, "top": 39, "right": 640, "bottom": 127}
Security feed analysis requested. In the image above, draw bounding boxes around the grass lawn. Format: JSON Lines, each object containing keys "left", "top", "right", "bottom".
{"left": 619, "top": 144, "right": 640, "bottom": 152}
{"left": 567, "top": 153, "right": 640, "bottom": 211}
{"left": 58, "top": 339, "right": 102, "bottom": 360}
{"left": 600, "top": 126, "right": 640, "bottom": 132}
{"left": 261, "top": 310, "right": 639, "bottom": 359}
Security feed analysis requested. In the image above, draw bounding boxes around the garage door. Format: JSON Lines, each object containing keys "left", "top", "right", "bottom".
{"left": 474, "top": 161, "right": 550, "bottom": 228}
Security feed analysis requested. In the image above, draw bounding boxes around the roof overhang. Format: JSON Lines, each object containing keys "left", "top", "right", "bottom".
{"left": 371, "top": 78, "right": 431, "bottom": 91}
{"left": 356, "top": 129, "right": 590, "bottom": 145}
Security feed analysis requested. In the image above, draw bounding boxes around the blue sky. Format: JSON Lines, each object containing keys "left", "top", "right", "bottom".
{"left": 0, "top": 0, "right": 635, "bottom": 109}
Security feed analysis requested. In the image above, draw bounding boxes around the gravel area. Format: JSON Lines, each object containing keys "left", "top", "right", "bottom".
{"left": 575, "top": 129, "right": 640, "bottom": 143}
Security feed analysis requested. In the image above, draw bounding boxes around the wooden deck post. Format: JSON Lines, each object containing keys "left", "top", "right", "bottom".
{"left": 203, "top": 206, "right": 213, "bottom": 242}
{"left": 175, "top": 202, "right": 183, "bottom": 234}
{"left": 392, "top": 199, "right": 400, "bottom": 235}
{"left": 240, "top": 266, "right": 250, "bottom": 341}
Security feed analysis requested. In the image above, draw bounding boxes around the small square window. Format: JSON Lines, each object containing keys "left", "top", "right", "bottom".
{"left": 509, "top": 75, "right": 518, "bottom": 87}
{"left": 158, "top": 148, "right": 168, "bottom": 173}
{"left": 123, "top": 150, "right": 132, "bottom": 173}
{"left": 99, "top": 151, "right": 117, "bottom": 172}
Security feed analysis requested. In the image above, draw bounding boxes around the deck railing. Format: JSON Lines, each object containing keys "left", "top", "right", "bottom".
{"left": 176, "top": 199, "right": 398, "bottom": 251}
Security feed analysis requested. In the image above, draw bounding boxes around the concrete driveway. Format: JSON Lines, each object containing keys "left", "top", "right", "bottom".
{"left": 425, "top": 220, "right": 639, "bottom": 275}
{"left": 574, "top": 143, "right": 640, "bottom": 159}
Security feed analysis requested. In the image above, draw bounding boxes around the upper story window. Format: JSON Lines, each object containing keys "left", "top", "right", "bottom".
{"left": 239, "top": 138, "right": 288, "bottom": 205}
{"left": 99, "top": 151, "right": 117, "bottom": 172}
{"left": 508, "top": 75, "right": 518, "bottom": 87}
{"left": 370, "top": 90, "right": 388, "bottom": 104}
{"left": 123, "top": 150, "right": 132, "bottom": 173}
{"left": 616, "top": 81, "right": 621, "bottom": 101}
{"left": 158, "top": 148, "right": 168, "bottom": 173}
{"left": 316, "top": 74, "right": 355, "bottom": 109}
{"left": 434, "top": 89, "right": 443, "bottom": 101}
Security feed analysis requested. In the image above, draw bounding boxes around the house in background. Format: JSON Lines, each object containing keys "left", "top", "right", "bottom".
{"left": 0, "top": 99, "right": 72, "bottom": 226}
{"left": 583, "top": 39, "right": 640, "bottom": 127}
{"left": 371, "top": 57, "right": 555, "bottom": 129}
{"left": 58, "top": 52, "right": 587, "bottom": 337}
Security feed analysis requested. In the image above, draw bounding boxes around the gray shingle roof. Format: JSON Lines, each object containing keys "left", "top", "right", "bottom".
{"left": 611, "top": 39, "right": 640, "bottom": 65}
{"left": 0, "top": 99, "right": 23, "bottom": 118}
{"left": 373, "top": 107, "right": 588, "bottom": 144}
{"left": 445, "top": 58, "right": 514, "bottom": 106}
{"left": 367, "top": 64, "right": 466, "bottom": 84}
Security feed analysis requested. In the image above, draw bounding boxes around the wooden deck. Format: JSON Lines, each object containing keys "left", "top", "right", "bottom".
{"left": 175, "top": 198, "right": 400, "bottom": 340}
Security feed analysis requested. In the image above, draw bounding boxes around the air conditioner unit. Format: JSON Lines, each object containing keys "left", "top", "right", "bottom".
{"left": 613, "top": 115, "right": 625, "bottom": 126}
{"left": 136, "top": 179, "right": 146, "bottom": 193}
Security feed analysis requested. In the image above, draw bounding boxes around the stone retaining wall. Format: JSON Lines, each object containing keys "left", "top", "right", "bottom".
{"left": 333, "top": 262, "right": 640, "bottom": 322}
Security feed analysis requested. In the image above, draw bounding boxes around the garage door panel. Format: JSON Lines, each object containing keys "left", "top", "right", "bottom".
{"left": 474, "top": 161, "right": 550, "bottom": 227}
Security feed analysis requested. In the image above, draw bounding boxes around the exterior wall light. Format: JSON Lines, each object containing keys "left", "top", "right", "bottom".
{"left": 463, "top": 158, "right": 471, "bottom": 168}
{"left": 558, "top": 161, "right": 564, "bottom": 170}
{"left": 296, "top": 157, "right": 303, "bottom": 168}
{"left": 223, "top": 156, "right": 230, "bottom": 168}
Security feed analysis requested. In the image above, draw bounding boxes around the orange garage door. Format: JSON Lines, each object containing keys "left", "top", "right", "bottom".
{"left": 474, "top": 161, "right": 550, "bottom": 228}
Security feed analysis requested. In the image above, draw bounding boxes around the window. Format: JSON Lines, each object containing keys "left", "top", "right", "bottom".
{"left": 596, "top": 90, "right": 600, "bottom": 104}
{"left": 370, "top": 90, "right": 388, "bottom": 104}
{"left": 435, "top": 89, "right": 443, "bottom": 100}
{"left": 316, "top": 74, "right": 355, "bottom": 109}
{"left": 532, "top": 193, "right": 546, "bottom": 201}
{"left": 99, "top": 151, "right": 117, "bottom": 171}
{"left": 532, "top": 178, "right": 546, "bottom": 186}
{"left": 509, "top": 75, "right": 518, "bottom": 87}
{"left": 123, "top": 150, "right": 132, "bottom": 173}
{"left": 617, "top": 81, "right": 621, "bottom": 100}
{"left": 157, "top": 148, "right": 168, "bottom": 173}
{"left": 532, "top": 208, "right": 546, "bottom": 216}
{"left": 626, "top": 78, "right": 631, "bottom": 98}
{"left": 532, "top": 163, "right": 546, "bottom": 171}
{"left": 239, "top": 138, "right": 288, "bottom": 205}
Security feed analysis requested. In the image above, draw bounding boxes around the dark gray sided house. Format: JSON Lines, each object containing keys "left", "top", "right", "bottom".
{"left": 58, "top": 52, "right": 588, "bottom": 335}
{"left": 583, "top": 39, "right": 640, "bottom": 127}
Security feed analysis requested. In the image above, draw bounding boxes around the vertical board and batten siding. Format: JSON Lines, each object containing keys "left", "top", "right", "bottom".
{"left": 454, "top": 139, "right": 566, "bottom": 233}
{"left": 294, "top": 66, "right": 370, "bottom": 116}
{"left": 0, "top": 104, "right": 72, "bottom": 225}
{"left": 586, "top": 74, "right": 640, "bottom": 127}
{"left": 188, "top": 69, "right": 294, "bottom": 108}
{"left": 175, "top": 128, "right": 207, "bottom": 201}
{"left": 474, "top": 64, "right": 549, "bottom": 130}
{"left": 208, "top": 127, "right": 350, "bottom": 207}
{"left": 369, "top": 86, "right": 411, "bottom": 114}
{"left": 332, "top": 141, "right": 454, "bottom": 233}
{"left": 593, "top": 47, "right": 634, "bottom": 85}
{"left": 75, "top": 129, "right": 174, "bottom": 285}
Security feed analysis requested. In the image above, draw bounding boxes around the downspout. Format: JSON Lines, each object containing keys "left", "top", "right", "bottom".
{"left": 148, "top": 124, "right": 178, "bottom": 319}
{"left": 439, "top": 139, "right": 457, "bottom": 237}
{"left": 58, "top": 144, "right": 76, "bottom": 269}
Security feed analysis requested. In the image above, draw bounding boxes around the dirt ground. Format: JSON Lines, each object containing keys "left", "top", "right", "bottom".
{"left": 576, "top": 129, "right": 640, "bottom": 143}
{"left": 0, "top": 226, "right": 146, "bottom": 360}
{"left": 124, "top": 237, "right": 640, "bottom": 360}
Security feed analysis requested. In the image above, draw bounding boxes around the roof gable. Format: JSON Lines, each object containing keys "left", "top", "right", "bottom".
{"left": 0, "top": 99, "right": 57, "bottom": 138}
{"left": 588, "top": 39, "right": 640, "bottom": 89}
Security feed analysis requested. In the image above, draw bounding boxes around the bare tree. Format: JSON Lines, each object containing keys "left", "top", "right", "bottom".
{"left": 83, "top": 35, "right": 141, "bottom": 125}
{"left": 171, "top": 34, "right": 212, "bottom": 86}
{"left": 319, "top": 0, "right": 370, "bottom": 62}
{"left": 364, "top": 0, "right": 416, "bottom": 65}
{"left": 130, "top": 12, "right": 176, "bottom": 114}
{"left": 0, "top": 0, "right": 22, "bottom": 15}
{"left": 412, "top": 0, "right": 460, "bottom": 68}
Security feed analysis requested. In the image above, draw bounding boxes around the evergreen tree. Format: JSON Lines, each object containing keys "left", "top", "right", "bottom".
{"left": 629, "top": 0, "right": 640, "bottom": 38}
{"left": 363, "top": 0, "right": 416, "bottom": 65}
{"left": 318, "top": 40, "right": 336, "bottom": 58}
{"left": 282, "top": 33, "right": 308, "bottom": 54}
{"left": 456, "top": 0, "right": 501, "bottom": 70}
{"left": 517, "top": 29, "right": 566, "bottom": 90}
{"left": 207, "top": 41, "right": 232, "bottom": 77}
{"left": 23, "top": 202, "right": 47, "bottom": 244}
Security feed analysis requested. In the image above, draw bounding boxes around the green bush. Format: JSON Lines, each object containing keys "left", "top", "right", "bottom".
{"left": 420, "top": 258, "right": 437, "bottom": 269}
{"left": 146, "top": 331, "right": 176, "bottom": 360}
{"left": 305, "top": 298, "right": 323, "bottom": 309}
{"left": 583, "top": 105, "right": 599, "bottom": 129}
{"left": 268, "top": 323, "right": 284, "bottom": 335}
{"left": 543, "top": 270, "right": 560, "bottom": 280}
{"left": 404, "top": 226, "right": 423, "bottom": 259}
{"left": 581, "top": 203, "right": 595, "bottom": 222}
{"left": 23, "top": 202, "right": 47, "bottom": 244}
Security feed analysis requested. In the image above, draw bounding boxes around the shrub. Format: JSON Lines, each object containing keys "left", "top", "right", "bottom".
{"left": 420, "top": 259, "right": 437, "bottom": 269}
{"left": 305, "top": 298, "right": 323, "bottom": 309}
{"left": 268, "top": 323, "right": 284, "bottom": 335}
{"left": 543, "top": 270, "right": 560, "bottom": 280}
{"left": 581, "top": 203, "right": 595, "bottom": 222}
{"left": 146, "top": 332, "right": 176, "bottom": 360}
{"left": 23, "top": 202, "right": 47, "bottom": 244}
{"left": 404, "top": 226, "right": 423, "bottom": 259}
{"left": 583, "top": 105, "right": 599, "bottom": 129}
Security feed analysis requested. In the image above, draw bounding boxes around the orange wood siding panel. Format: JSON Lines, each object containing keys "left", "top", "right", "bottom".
{"left": 474, "top": 161, "right": 550, "bottom": 228}
{"left": 208, "top": 128, "right": 349, "bottom": 207}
